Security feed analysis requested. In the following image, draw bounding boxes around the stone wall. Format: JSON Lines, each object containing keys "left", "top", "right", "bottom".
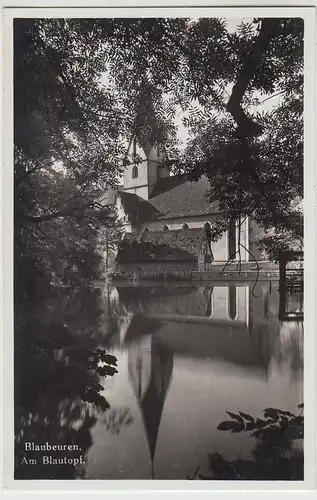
{"left": 138, "top": 217, "right": 249, "bottom": 263}
{"left": 140, "top": 216, "right": 227, "bottom": 263}
{"left": 114, "top": 217, "right": 251, "bottom": 273}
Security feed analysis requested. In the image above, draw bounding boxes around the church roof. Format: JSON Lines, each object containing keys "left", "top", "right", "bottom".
{"left": 118, "top": 191, "right": 160, "bottom": 224}
{"left": 149, "top": 175, "right": 219, "bottom": 219}
{"left": 116, "top": 229, "right": 205, "bottom": 262}
{"left": 119, "top": 175, "right": 219, "bottom": 224}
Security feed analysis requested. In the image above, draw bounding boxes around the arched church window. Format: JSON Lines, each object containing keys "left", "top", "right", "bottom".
{"left": 133, "top": 137, "right": 137, "bottom": 156}
{"left": 228, "top": 220, "right": 236, "bottom": 259}
{"left": 203, "top": 221, "right": 211, "bottom": 231}
{"left": 182, "top": 223, "right": 190, "bottom": 229}
{"left": 132, "top": 165, "right": 138, "bottom": 179}
{"left": 143, "top": 227, "right": 150, "bottom": 232}
{"left": 162, "top": 224, "right": 169, "bottom": 231}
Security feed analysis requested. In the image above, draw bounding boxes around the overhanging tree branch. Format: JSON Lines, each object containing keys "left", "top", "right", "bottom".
{"left": 16, "top": 201, "right": 111, "bottom": 223}
{"left": 226, "top": 18, "right": 281, "bottom": 138}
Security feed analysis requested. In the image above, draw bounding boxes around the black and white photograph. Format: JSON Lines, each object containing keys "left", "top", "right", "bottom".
{"left": 5, "top": 7, "right": 313, "bottom": 486}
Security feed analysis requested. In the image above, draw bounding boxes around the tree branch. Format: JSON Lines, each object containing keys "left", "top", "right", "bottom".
{"left": 16, "top": 201, "right": 110, "bottom": 223}
{"left": 257, "top": 88, "right": 288, "bottom": 105}
{"left": 226, "top": 18, "right": 281, "bottom": 137}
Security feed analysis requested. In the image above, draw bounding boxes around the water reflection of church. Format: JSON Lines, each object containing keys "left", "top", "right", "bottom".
{"left": 202, "top": 285, "right": 248, "bottom": 322}
{"left": 105, "top": 283, "right": 303, "bottom": 474}
{"left": 115, "top": 284, "right": 280, "bottom": 368}
{"left": 128, "top": 336, "right": 173, "bottom": 478}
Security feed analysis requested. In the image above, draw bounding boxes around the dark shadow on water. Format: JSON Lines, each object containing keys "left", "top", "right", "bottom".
{"left": 14, "top": 287, "right": 126, "bottom": 479}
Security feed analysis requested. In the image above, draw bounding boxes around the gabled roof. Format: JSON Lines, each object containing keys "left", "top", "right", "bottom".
{"left": 116, "top": 229, "right": 205, "bottom": 262}
{"left": 119, "top": 175, "right": 220, "bottom": 223}
{"left": 149, "top": 175, "right": 219, "bottom": 219}
{"left": 117, "top": 191, "right": 159, "bottom": 225}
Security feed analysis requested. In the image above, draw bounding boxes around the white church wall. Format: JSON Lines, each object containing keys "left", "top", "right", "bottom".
{"left": 114, "top": 195, "right": 133, "bottom": 233}
{"left": 213, "top": 234, "right": 229, "bottom": 262}
{"left": 148, "top": 145, "right": 169, "bottom": 193}
{"left": 124, "top": 185, "right": 149, "bottom": 200}
{"left": 97, "top": 187, "right": 116, "bottom": 207}
{"left": 248, "top": 219, "right": 268, "bottom": 261}
{"left": 236, "top": 219, "right": 249, "bottom": 262}
{"left": 123, "top": 141, "right": 169, "bottom": 200}
{"left": 116, "top": 195, "right": 125, "bottom": 220}
{"left": 148, "top": 158, "right": 159, "bottom": 190}
{"left": 124, "top": 166, "right": 149, "bottom": 198}
{"left": 123, "top": 141, "right": 149, "bottom": 197}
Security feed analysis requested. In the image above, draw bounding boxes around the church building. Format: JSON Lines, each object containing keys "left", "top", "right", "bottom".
{"left": 102, "top": 137, "right": 264, "bottom": 278}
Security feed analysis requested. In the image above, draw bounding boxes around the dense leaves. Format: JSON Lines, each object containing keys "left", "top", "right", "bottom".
{"left": 15, "top": 19, "right": 128, "bottom": 296}
{"left": 15, "top": 17, "right": 304, "bottom": 291}
{"left": 256, "top": 227, "right": 303, "bottom": 263}
{"left": 96, "top": 17, "right": 303, "bottom": 252}
{"left": 188, "top": 405, "right": 304, "bottom": 480}
{"left": 15, "top": 286, "right": 124, "bottom": 479}
{"left": 217, "top": 405, "right": 304, "bottom": 439}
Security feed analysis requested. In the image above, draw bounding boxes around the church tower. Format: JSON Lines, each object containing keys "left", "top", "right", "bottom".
{"left": 123, "top": 137, "right": 169, "bottom": 201}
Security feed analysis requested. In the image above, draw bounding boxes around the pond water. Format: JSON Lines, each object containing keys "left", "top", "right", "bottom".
{"left": 15, "top": 281, "right": 303, "bottom": 480}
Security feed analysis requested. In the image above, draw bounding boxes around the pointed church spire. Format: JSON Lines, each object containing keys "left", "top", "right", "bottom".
{"left": 127, "top": 335, "right": 173, "bottom": 466}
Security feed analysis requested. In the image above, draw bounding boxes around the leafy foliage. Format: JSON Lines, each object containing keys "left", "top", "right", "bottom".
{"left": 256, "top": 228, "right": 303, "bottom": 263}
{"left": 189, "top": 404, "right": 304, "bottom": 480}
{"left": 14, "top": 19, "right": 129, "bottom": 296}
{"left": 15, "top": 17, "right": 304, "bottom": 288}
{"left": 97, "top": 210, "right": 124, "bottom": 274}
{"left": 101, "top": 407, "right": 133, "bottom": 434}
{"left": 15, "top": 286, "right": 124, "bottom": 479}
{"left": 217, "top": 405, "right": 303, "bottom": 439}
{"left": 96, "top": 17, "right": 303, "bottom": 249}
